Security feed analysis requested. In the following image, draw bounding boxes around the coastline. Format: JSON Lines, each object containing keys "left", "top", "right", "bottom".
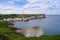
{"left": 0, "top": 21, "right": 60, "bottom": 40}
{"left": 0, "top": 14, "right": 46, "bottom": 21}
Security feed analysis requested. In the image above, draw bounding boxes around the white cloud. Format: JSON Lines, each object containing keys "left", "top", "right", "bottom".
{"left": 24, "top": 0, "right": 60, "bottom": 14}
{"left": 27, "top": 0, "right": 38, "bottom": 3}
{"left": 14, "top": 0, "right": 20, "bottom": 1}
{"left": 0, "top": 0, "right": 60, "bottom": 15}
{"left": 0, "top": 5, "right": 24, "bottom": 14}
{"left": 10, "top": 0, "right": 21, "bottom": 1}
{"left": 23, "top": 0, "right": 48, "bottom": 14}
{"left": 8, "top": 1, "right": 14, "bottom": 4}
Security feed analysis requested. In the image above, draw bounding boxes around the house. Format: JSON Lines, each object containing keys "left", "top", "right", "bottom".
{"left": 15, "top": 26, "right": 44, "bottom": 37}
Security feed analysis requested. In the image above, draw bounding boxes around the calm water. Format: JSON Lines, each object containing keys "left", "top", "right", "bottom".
{"left": 14, "top": 15, "right": 60, "bottom": 35}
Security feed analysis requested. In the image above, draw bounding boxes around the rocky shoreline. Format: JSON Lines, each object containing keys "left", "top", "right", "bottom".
{"left": 15, "top": 26, "right": 44, "bottom": 37}
{"left": 2, "top": 14, "right": 46, "bottom": 21}
{"left": 0, "top": 14, "right": 45, "bottom": 37}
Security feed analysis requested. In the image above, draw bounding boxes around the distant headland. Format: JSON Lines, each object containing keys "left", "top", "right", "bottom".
{"left": 0, "top": 14, "right": 46, "bottom": 21}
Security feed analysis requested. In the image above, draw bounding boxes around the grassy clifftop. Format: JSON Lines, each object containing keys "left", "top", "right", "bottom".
{"left": 0, "top": 14, "right": 45, "bottom": 20}
{"left": 0, "top": 21, "right": 60, "bottom": 40}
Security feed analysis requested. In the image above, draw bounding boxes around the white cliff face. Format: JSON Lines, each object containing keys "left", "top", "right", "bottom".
{"left": 23, "top": 26, "right": 44, "bottom": 37}
{"left": 15, "top": 26, "right": 44, "bottom": 37}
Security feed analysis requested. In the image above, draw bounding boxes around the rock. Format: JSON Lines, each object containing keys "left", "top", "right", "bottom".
{"left": 15, "top": 26, "right": 44, "bottom": 37}
{"left": 23, "top": 26, "right": 44, "bottom": 37}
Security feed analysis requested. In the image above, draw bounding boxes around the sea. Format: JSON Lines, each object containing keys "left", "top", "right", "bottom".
{"left": 14, "top": 15, "right": 60, "bottom": 35}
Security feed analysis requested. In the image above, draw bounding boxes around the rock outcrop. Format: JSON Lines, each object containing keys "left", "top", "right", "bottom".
{"left": 15, "top": 26, "right": 44, "bottom": 37}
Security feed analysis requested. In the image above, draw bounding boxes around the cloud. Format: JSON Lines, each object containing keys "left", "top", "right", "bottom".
{"left": 0, "top": 5, "right": 24, "bottom": 14}
{"left": 8, "top": 1, "right": 14, "bottom": 4}
{"left": 0, "top": 0, "right": 60, "bottom": 15}
{"left": 23, "top": 0, "right": 60, "bottom": 14}
{"left": 9, "top": 0, "right": 21, "bottom": 1}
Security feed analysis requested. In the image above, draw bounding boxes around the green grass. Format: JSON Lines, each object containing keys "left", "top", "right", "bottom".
{"left": 0, "top": 21, "right": 60, "bottom": 40}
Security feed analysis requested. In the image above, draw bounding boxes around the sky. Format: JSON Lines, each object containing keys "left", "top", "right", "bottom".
{"left": 0, "top": 0, "right": 60, "bottom": 15}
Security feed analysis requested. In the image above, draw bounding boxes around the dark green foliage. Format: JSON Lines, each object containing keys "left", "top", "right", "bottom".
{"left": 0, "top": 14, "right": 18, "bottom": 20}
{"left": 0, "top": 14, "right": 45, "bottom": 20}
{"left": 0, "top": 32, "right": 12, "bottom": 40}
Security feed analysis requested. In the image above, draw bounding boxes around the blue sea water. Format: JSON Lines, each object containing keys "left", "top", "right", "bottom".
{"left": 14, "top": 15, "right": 60, "bottom": 35}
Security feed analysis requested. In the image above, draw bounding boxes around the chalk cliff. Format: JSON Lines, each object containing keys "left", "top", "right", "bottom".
{"left": 15, "top": 26, "right": 44, "bottom": 37}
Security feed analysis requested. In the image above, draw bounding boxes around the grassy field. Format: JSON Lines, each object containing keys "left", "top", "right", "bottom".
{"left": 0, "top": 21, "right": 60, "bottom": 40}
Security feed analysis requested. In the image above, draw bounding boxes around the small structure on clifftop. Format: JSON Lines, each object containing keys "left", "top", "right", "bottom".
{"left": 15, "top": 26, "right": 44, "bottom": 37}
